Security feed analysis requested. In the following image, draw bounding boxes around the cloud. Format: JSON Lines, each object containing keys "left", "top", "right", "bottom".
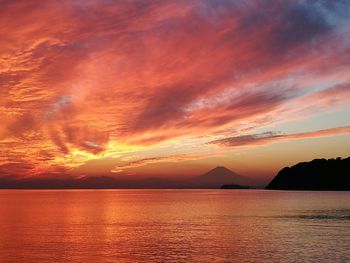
{"left": 301, "top": 82, "right": 350, "bottom": 108}
{"left": 209, "top": 125, "right": 350, "bottom": 148}
{"left": 5, "top": 113, "right": 37, "bottom": 136}
{"left": 63, "top": 125, "right": 110, "bottom": 154}
{"left": 111, "top": 154, "right": 206, "bottom": 173}
{"left": 1, "top": 0, "right": 350, "bottom": 176}
{"left": 119, "top": 0, "right": 350, "bottom": 143}
{"left": 49, "top": 129, "right": 69, "bottom": 154}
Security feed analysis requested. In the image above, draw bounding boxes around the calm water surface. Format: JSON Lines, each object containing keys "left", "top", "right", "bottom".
{"left": 0, "top": 190, "right": 349, "bottom": 263}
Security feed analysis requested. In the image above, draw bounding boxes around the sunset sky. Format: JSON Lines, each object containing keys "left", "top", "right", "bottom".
{"left": 1, "top": 0, "right": 350, "bottom": 183}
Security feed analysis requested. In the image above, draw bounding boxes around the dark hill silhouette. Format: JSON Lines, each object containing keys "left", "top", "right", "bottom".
{"left": 266, "top": 156, "right": 350, "bottom": 190}
{"left": 0, "top": 166, "right": 253, "bottom": 189}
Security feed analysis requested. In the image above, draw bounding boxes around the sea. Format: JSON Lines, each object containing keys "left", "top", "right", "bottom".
{"left": 0, "top": 190, "right": 349, "bottom": 263}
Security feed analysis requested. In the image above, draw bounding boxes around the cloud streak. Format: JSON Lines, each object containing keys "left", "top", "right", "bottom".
{"left": 111, "top": 154, "right": 207, "bottom": 173}
{"left": 210, "top": 126, "right": 350, "bottom": 148}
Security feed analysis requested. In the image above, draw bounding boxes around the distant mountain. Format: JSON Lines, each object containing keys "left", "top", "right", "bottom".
{"left": 266, "top": 156, "right": 350, "bottom": 190}
{"left": 186, "top": 166, "right": 251, "bottom": 188}
{"left": 0, "top": 166, "right": 253, "bottom": 189}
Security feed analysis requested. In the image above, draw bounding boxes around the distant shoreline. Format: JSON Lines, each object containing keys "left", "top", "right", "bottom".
{"left": 1, "top": 156, "right": 349, "bottom": 190}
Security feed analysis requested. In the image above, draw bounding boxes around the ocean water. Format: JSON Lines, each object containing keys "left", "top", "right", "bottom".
{"left": 0, "top": 190, "right": 349, "bottom": 263}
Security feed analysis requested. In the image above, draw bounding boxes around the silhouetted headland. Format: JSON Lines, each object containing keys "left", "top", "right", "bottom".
{"left": 266, "top": 156, "right": 350, "bottom": 190}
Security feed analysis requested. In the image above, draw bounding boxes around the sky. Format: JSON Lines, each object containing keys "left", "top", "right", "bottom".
{"left": 1, "top": 0, "right": 350, "bottom": 183}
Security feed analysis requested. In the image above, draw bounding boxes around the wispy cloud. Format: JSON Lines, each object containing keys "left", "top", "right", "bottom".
{"left": 210, "top": 126, "right": 350, "bottom": 148}
{"left": 111, "top": 154, "right": 207, "bottom": 173}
